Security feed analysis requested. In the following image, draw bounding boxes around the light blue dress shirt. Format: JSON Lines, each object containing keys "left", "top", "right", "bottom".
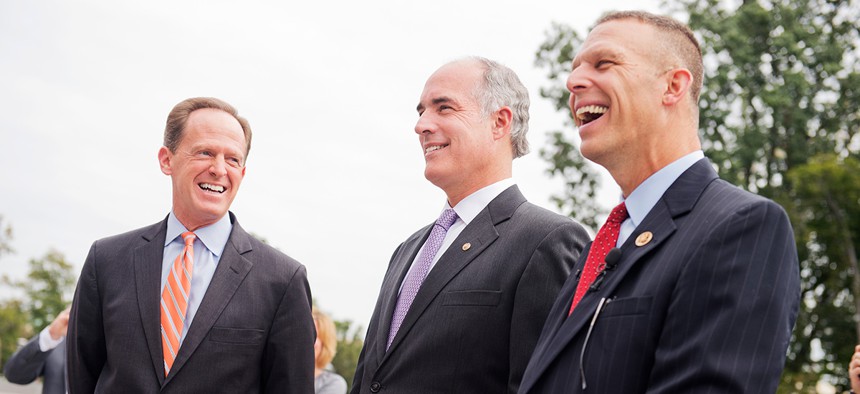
{"left": 161, "top": 212, "right": 232, "bottom": 344}
{"left": 617, "top": 151, "right": 705, "bottom": 247}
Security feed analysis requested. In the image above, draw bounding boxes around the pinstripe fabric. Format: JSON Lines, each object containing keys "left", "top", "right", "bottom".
{"left": 160, "top": 231, "right": 195, "bottom": 376}
{"left": 518, "top": 159, "right": 800, "bottom": 393}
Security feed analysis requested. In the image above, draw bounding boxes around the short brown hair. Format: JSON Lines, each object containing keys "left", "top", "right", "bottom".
{"left": 596, "top": 11, "right": 704, "bottom": 104}
{"left": 313, "top": 308, "right": 338, "bottom": 369}
{"left": 163, "top": 97, "right": 252, "bottom": 159}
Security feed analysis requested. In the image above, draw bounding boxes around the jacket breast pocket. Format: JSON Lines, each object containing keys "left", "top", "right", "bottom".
{"left": 442, "top": 290, "right": 501, "bottom": 306}
{"left": 208, "top": 327, "right": 265, "bottom": 345}
{"left": 600, "top": 296, "right": 652, "bottom": 318}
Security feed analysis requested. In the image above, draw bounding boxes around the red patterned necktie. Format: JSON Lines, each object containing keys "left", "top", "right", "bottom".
{"left": 569, "top": 202, "right": 628, "bottom": 315}
{"left": 161, "top": 231, "right": 196, "bottom": 376}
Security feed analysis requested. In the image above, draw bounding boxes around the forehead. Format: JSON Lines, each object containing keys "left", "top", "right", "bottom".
{"left": 418, "top": 61, "right": 483, "bottom": 105}
{"left": 573, "top": 20, "right": 657, "bottom": 66}
{"left": 182, "top": 109, "right": 246, "bottom": 149}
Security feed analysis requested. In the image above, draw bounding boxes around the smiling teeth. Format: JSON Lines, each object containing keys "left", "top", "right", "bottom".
{"left": 200, "top": 183, "right": 225, "bottom": 193}
{"left": 575, "top": 105, "right": 608, "bottom": 120}
{"left": 425, "top": 145, "right": 448, "bottom": 153}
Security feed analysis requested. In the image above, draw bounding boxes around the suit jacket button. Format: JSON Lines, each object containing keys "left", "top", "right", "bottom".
{"left": 370, "top": 382, "right": 382, "bottom": 392}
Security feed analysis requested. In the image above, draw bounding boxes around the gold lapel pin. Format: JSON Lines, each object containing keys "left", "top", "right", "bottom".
{"left": 462, "top": 243, "right": 472, "bottom": 251}
{"left": 635, "top": 231, "right": 653, "bottom": 247}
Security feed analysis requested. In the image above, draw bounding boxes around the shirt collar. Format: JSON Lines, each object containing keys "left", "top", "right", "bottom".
{"left": 165, "top": 211, "right": 233, "bottom": 257}
{"left": 447, "top": 178, "right": 515, "bottom": 225}
{"left": 623, "top": 151, "right": 705, "bottom": 228}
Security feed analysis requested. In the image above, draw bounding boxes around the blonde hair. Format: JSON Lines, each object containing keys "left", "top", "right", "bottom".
{"left": 313, "top": 308, "right": 338, "bottom": 368}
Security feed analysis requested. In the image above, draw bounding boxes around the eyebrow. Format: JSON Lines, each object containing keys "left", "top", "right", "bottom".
{"left": 416, "top": 96, "right": 456, "bottom": 113}
{"left": 572, "top": 47, "right": 623, "bottom": 70}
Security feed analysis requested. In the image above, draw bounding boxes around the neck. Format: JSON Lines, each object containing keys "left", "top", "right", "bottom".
{"left": 439, "top": 164, "right": 511, "bottom": 207}
{"left": 608, "top": 127, "right": 700, "bottom": 196}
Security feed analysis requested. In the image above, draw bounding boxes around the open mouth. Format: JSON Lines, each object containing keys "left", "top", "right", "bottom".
{"left": 575, "top": 105, "right": 608, "bottom": 125}
{"left": 425, "top": 144, "right": 449, "bottom": 154}
{"left": 199, "top": 183, "right": 225, "bottom": 193}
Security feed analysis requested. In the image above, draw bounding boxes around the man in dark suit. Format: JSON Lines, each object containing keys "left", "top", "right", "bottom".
{"left": 351, "top": 57, "right": 589, "bottom": 394}
{"left": 66, "top": 97, "right": 315, "bottom": 393}
{"left": 4, "top": 308, "right": 69, "bottom": 394}
{"left": 518, "top": 11, "right": 800, "bottom": 393}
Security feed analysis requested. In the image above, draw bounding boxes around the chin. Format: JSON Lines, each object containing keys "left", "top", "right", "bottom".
{"left": 579, "top": 144, "right": 607, "bottom": 166}
{"left": 424, "top": 169, "right": 452, "bottom": 190}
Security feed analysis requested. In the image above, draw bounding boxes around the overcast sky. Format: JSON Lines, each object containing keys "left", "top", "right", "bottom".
{"left": 0, "top": 0, "right": 661, "bottom": 329}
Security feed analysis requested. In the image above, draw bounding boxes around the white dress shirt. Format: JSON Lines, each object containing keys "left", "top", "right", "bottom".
{"left": 400, "top": 178, "right": 516, "bottom": 293}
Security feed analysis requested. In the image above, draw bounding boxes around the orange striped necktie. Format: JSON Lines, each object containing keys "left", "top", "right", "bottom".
{"left": 161, "top": 231, "right": 196, "bottom": 376}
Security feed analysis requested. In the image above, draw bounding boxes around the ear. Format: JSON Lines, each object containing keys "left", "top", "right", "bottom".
{"left": 158, "top": 146, "right": 173, "bottom": 175}
{"left": 241, "top": 166, "right": 247, "bottom": 177}
{"left": 492, "top": 106, "right": 513, "bottom": 141}
{"left": 663, "top": 68, "right": 693, "bottom": 106}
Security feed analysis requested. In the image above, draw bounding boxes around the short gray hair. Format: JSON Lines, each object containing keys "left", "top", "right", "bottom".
{"left": 468, "top": 57, "right": 531, "bottom": 158}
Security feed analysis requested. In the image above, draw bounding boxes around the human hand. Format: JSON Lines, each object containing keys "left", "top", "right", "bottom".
{"left": 850, "top": 345, "right": 860, "bottom": 392}
{"left": 48, "top": 306, "right": 71, "bottom": 340}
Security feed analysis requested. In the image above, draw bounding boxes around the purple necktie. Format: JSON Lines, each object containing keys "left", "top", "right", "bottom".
{"left": 387, "top": 208, "right": 459, "bottom": 349}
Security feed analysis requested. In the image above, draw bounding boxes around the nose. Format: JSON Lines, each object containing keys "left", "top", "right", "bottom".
{"left": 209, "top": 156, "right": 228, "bottom": 177}
{"left": 566, "top": 65, "right": 591, "bottom": 95}
{"left": 414, "top": 112, "right": 433, "bottom": 135}
{"left": 566, "top": 66, "right": 592, "bottom": 112}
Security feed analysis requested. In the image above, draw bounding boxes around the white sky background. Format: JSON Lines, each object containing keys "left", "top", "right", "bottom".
{"left": 0, "top": 0, "right": 660, "bottom": 329}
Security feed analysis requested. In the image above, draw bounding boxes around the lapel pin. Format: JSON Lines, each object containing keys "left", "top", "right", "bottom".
{"left": 462, "top": 243, "right": 471, "bottom": 251}
{"left": 635, "top": 231, "right": 653, "bottom": 247}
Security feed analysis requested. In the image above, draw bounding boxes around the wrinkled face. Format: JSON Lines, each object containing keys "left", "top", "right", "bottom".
{"left": 158, "top": 108, "right": 246, "bottom": 230}
{"left": 567, "top": 20, "right": 667, "bottom": 166}
{"left": 414, "top": 61, "right": 496, "bottom": 192}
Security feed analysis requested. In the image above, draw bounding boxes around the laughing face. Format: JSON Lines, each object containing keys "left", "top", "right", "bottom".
{"left": 414, "top": 61, "right": 498, "bottom": 200}
{"left": 567, "top": 19, "right": 669, "bottom": 168}
{"left": 158, "top": 108, "right": 247, "bottom": 230}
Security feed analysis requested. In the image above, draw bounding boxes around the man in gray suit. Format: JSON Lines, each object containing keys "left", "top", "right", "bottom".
{"left": 4, "top": 308, "right": 69, "bottom": 394}
{"left": 67, "top": 97, "right": 315, "bottom": 393}
{"left": 351, "top": 57, "right": 590, "bottom": 394}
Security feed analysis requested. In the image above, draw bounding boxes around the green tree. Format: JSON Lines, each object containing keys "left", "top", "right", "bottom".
{"left": 676, "top": 0, "right": 859, "bottom": 390}
{"left": 0, "top": 249, "right": 77, "bottom": 370}
{"left": 0, "top": 215, "right": 12, "bottom": 258}
{"left": 0, "top": 299, "right": 31, "bottom": 371}
{"left": 0, "top": 216, "right": 28, "bottom": 370}
{"left": 332, "top": 319, "right": 363, "bottom": 392}
{"left": 535, "top": 22, "right": 605, "bottom": 231}
{"left": 14, "top": 250, "right": 77, "bottom": 331}
{"left": 534, "top": 0, "right": 860, "bottom": 390}
{"left": 783, "top": 154, "right": 860, "bottom": 392}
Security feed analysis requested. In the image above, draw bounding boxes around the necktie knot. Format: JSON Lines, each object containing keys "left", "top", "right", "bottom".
{"left": 607, "top": 202, "right": 629, "bottom": 225}
{"left": 436, "top": 208, "right": 459, "bottom": 231}
{"left": 182, "top": 232, "right": 196, "bottom": 246}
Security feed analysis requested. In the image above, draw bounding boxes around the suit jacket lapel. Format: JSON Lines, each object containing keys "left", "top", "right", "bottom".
{"left": 374, "top": 228, "right": 430, "bottom": 360}
{"left": 524, "top": 159, "right": 719, "bottom": 387}
{"left": 383, "top": 186, "right": 525, "bottom": 357}
{"left": 133, "top": 219, "right": 168, "bottom": 386}
{"left": 164, "top": 214, "right": 255, "bottom": 384}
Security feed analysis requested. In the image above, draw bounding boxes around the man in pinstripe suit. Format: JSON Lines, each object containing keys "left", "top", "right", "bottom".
{"left": 519, "top": 11, "right": 800, "bottom": 393}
